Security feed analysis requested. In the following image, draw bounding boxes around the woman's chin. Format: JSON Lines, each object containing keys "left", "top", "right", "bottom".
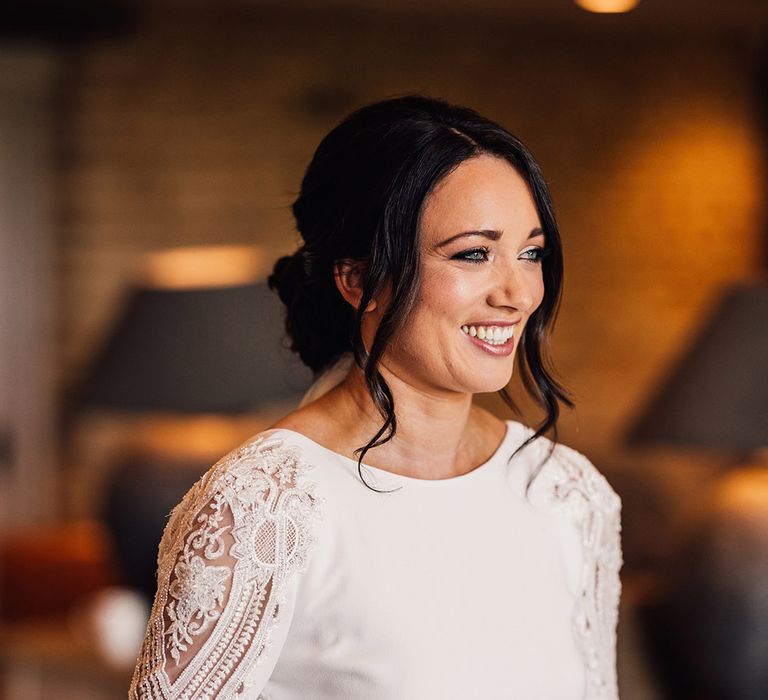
{"left": 463, "top": 373, "right": 514, "bottom": 395}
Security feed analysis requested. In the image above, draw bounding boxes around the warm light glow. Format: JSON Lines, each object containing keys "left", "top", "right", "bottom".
{"left": 142, "top": 245, "right": 267, "bottom": 289}
{"left": 575, "top": 0, "right": 640, "bottom": 13}
{"left": 712, "top": 463, "right": 768, "bottom": 518}
{"left": 127, "top": 411, "right": 296, "bottom": 461}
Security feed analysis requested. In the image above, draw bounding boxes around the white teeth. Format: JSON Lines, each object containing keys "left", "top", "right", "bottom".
{"left": 461, "top": 324, "right": 515, "bottom": 345}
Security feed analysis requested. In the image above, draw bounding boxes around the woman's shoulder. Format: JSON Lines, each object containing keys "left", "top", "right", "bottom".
{"left": 509, "top": 420, "right": 622, "bottom": 518}
{"left": 159, "top": 430, "right": 326, "bottom": 566}
{"left": 185, "top": 428, "right": 324, "bottom": 503}
{"left": 265, "top": 400, "right": 346, "bottom": 451}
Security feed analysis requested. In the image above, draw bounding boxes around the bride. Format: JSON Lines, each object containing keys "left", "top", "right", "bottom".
{"left": 129, "top": 94, "right": 622, "bottom": 699}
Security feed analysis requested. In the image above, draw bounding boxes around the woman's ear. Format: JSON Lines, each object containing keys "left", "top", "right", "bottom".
{"left": 333, "top": 260, "right": 378, "bottom": 312}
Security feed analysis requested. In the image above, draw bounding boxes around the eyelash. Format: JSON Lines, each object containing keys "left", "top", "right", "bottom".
{"left": 453, "top": 246, "right": 549, "bottom": 264}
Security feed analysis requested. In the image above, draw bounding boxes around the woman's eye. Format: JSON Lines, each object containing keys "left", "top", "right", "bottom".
{"left": 453, "top": 247, "right": 490, "bottom": 263}
{"left": 520, "top": 247, "right": 549, "bottom": 263}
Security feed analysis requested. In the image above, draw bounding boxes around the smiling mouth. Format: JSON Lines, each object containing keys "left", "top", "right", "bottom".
{"left": 460, "top": 324, "right": 515, "bottom": 346}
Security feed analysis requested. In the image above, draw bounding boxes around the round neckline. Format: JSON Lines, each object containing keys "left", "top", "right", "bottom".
{"left": 264, "top": 419, "right": 517, "bottom": 486}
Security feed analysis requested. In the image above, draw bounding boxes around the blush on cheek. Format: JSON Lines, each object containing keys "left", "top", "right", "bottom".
{"left": 526, "top": 281, "right": 545, "bottom": 316}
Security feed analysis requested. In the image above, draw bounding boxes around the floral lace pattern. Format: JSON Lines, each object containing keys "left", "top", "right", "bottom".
{"left": 129, "top": 434, "right": 324, "bottom": 700}
{"left": 533, "top": 438, "right": 623, "bottom": 699}
{"left": 166, "top": 547, "right": 230, "bottom": 662}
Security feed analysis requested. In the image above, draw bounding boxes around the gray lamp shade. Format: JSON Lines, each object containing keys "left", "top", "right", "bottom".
{"left": 74, "top": 282, "right": 314, "bottom": 413}
{"left": 626, "top": 282, "right": 768, "bottom": 452}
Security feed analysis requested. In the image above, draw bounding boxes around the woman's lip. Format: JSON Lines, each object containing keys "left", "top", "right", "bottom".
{"left": 461, "top": 328, "right": 516, "bottom": 357}
{"left": 464, "top": 320, "right": 520, "bottom": 327}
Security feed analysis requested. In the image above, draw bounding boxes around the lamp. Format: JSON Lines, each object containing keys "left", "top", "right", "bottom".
{"left": 625, "top": 280, "right": 768, "bottom": 699}
{"left": 74, "top": 281, "right": 313, "bottom": 414}
{"left": 625, "top": 281, "right": 768, "bottom": 454}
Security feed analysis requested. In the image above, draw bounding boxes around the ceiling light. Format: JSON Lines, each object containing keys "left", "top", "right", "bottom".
{"left": 575, "top": 0, "right": 640, "bottom": 13}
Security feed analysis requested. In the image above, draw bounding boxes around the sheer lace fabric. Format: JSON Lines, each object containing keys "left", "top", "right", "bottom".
{"left": 129, "top": 435, "right": 323, "bottom": 699}
{"left": 529, "top": 436, "right": 623, "bottom": 699}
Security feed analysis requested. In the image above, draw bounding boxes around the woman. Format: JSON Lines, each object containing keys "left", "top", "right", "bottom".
{"left": 129, "top": 95, "right": 622, "bottom": 699}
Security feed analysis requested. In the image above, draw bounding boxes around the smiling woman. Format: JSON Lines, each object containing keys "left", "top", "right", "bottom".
{"left": 418, "top": 155, "right": 547, "bottom": 372}
{"left": 129, "top": 95, "right": 622, "bottom": 700}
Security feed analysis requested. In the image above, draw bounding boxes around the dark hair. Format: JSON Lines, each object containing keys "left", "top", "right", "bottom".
{"left": 268, "top": 94, "right": 573, "bottom": 494}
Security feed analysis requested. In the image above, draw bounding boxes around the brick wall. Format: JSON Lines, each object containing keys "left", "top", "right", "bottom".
{"left": 59, "top": 5, "right": 765, "bottom": 462}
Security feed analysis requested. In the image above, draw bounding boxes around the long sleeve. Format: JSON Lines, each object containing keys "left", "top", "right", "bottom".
{"left": 530, "top": 439, "right": 623, "bottom": 700}
{"left": 559, "top": 446, "right": 623, "bottom": 699}
{"left": 129, "top": 434, "right": 324, "bottom": 700}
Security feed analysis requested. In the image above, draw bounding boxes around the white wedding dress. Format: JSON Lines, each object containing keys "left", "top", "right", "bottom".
{"left": 129, "top": 353, "right": 623, "bottom": 699}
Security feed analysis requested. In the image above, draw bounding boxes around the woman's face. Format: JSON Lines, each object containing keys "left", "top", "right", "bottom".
{"left": 380, "top": 153, "right": 546, "bottom": 396}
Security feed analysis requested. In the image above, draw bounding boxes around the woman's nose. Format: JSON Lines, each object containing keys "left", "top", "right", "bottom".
{"left": 486, "top": 262, "right": 539, "bottom": 313}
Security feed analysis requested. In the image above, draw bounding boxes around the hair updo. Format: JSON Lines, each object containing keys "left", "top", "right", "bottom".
{"left": 268, "top": 94, "right": 573, "bottom": 490}
{"left": 268, "top": 244, "right": 352, "bottom": 374}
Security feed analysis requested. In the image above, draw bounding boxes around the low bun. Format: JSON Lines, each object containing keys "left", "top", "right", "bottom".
{"left": 267, "top": 247, "right": 353, "bottom": 375}
{"left": 267, "top": 250, "right": 306, "bottom": 309}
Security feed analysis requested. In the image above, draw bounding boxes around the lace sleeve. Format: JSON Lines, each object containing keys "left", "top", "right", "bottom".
{"left": 540, "top": 442, "right": 623, "bottom": 700}
{"left": 129, "top": 434, "right": 323, "bottom": 699}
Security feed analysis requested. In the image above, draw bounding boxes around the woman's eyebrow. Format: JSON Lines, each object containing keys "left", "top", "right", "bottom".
{"left": 437, "top": 227, "right": 544, "bottom": 248}
{"left": 437, "top": 229, "right": 501, "bottom": 248}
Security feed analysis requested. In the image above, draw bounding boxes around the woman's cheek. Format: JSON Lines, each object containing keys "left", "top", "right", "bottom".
{"left": 426, "top": 270, "right": 475, "bottom": 307}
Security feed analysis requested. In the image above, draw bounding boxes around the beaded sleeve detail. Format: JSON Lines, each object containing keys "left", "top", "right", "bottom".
{"left": 129, "top": 434, "right": 324, "bottom": 700}
{"left": 535, "top": 440, "right": 623, "bottom": 699}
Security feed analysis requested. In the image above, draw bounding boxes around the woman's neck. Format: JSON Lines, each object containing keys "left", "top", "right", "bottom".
{"left": 315, "top": 360, "right": 503, "bottom": 480}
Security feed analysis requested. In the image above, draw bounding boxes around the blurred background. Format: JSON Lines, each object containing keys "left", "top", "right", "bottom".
{"left": 1, "top": 0, "right": 767, "bottom": 698}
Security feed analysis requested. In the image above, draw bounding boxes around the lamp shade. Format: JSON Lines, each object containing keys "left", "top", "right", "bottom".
{"left": 74, "top": 282, "right": 314, "bottom": 413}
{"left": 626, "top": 282, "right": 768, "bottom": 452}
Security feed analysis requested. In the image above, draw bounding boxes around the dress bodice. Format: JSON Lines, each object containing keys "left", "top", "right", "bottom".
{"left": 128, "top": 417, "right": 622, "bottom": 700}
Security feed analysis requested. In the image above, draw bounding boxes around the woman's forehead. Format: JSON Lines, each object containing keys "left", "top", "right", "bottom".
{"left": 420, "top": 155, "right": 539, "bottom": 240}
